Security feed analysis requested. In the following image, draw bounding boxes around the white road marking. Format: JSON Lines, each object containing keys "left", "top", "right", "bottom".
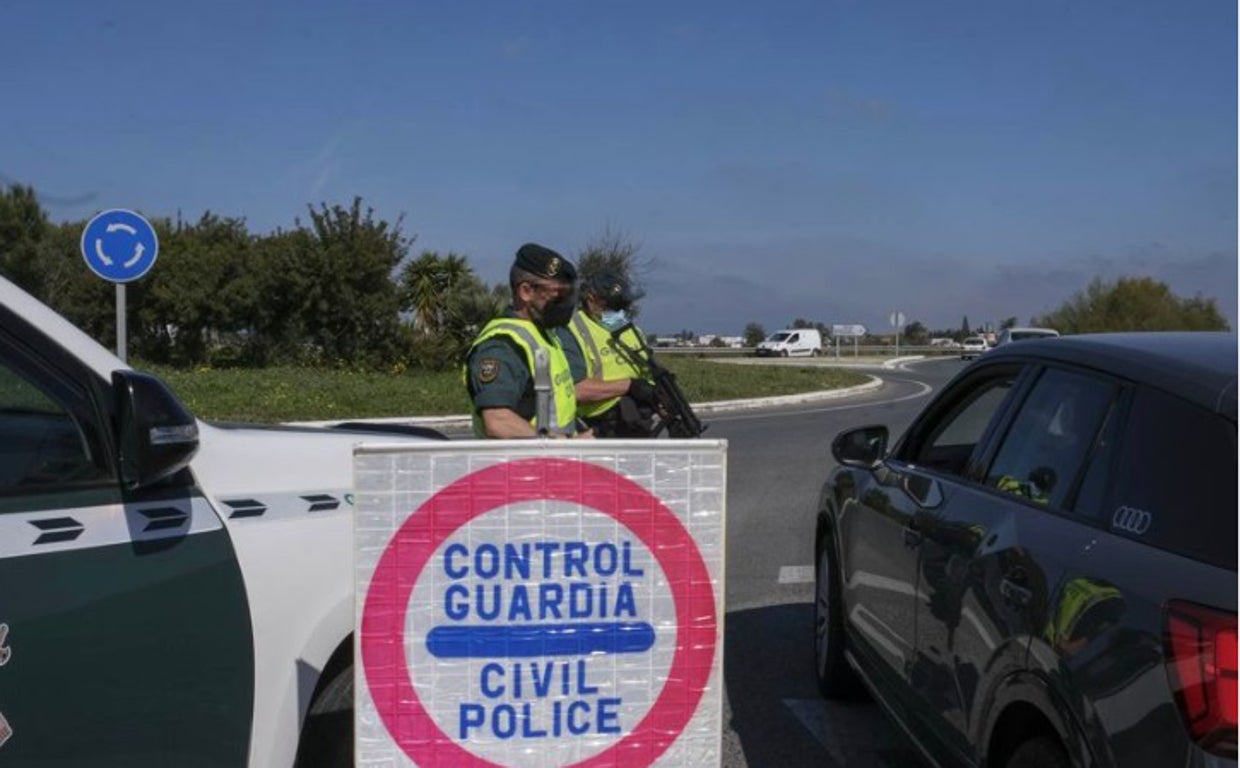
{"left": 779, "top": 565, "right": 815, "bottom": 584}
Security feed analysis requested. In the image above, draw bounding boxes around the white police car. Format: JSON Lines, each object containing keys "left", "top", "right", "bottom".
{"left": 0, "top": 274, "right": 438, "bottom": 767}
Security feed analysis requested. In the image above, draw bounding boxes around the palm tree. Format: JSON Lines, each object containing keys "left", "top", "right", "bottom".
{"left": 399, "top": 251, "right": 445, "bottom": 335}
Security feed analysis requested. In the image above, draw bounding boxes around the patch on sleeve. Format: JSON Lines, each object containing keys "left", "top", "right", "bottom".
{"left": 477, "top": 358, "right": 500, "bottom": 384}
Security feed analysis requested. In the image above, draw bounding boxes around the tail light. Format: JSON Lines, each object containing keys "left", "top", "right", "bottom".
{"left": 1164, "top": 600, "right": 1237, "bottom": 758}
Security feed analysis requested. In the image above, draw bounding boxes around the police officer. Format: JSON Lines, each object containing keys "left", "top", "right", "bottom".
{"left": 464, "top": 243, "right": 591, "bottom": 438}
{"left": 556, "top": 271, "right": 659, "bottom": 437}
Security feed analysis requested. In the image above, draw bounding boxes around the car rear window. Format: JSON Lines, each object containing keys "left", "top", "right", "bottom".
{"left": 1105, "top": 387, "right": 1237, "bottom": 570}
{"left": 1009, "top": 331, "right": 1057, "bottom": 341}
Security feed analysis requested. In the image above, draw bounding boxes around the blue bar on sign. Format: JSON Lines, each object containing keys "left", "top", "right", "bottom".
{"left": 426, "top": 622, "right": 656, "bottom": 658}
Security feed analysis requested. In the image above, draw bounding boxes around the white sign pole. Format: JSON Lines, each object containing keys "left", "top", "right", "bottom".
{"left": 116, "top": 284, "right": 126, "bottom": 363}
{"left": 889, "top": 311, "right": 905, "bottom": 359}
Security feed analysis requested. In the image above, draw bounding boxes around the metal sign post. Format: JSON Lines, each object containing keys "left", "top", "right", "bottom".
{"left": 889, "top": 311, "right": 906, "bottom": 358}
{"left": 80, "top": 209, "right": 159, "bottom": 363}
{"left": 116, "top": 284, "right": 126, "bottom": 362}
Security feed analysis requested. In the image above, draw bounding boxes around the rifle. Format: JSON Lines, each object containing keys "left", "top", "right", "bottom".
{"left": 609, "top": 325, "right": 706, "bottom": 438}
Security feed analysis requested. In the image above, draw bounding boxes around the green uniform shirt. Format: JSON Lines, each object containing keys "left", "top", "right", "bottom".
{"left": 555, "top": 324, "right": 590, "bottom": 382}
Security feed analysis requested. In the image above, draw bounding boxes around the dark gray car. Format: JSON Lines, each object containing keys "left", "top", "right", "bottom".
{"left": 814, "top": 332, "right": 1237, "bottom": 768}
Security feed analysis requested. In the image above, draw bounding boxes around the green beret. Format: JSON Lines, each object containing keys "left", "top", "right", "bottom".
{"left": 515, "top": 243, "right": 576, "bottom": 283}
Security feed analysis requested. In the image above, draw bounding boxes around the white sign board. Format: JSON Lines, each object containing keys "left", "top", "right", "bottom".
{"left": 354, "top": 440, "right": 727, "bottom": 767}
{"left": 831, "top": 324, "right": 866, "bottom": 337}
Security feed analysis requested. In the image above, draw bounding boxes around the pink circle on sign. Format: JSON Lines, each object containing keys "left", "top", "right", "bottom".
{"left": 360, "top": 457, "right": 718, "bottom": 768}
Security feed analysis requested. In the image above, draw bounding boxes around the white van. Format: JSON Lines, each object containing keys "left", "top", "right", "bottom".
{"left": 755, "top": 328, "right": 823, "bottom": 357}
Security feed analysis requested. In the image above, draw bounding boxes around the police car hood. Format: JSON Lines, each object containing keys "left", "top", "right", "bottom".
{"left": 190, "top": 420, "right": 437, "bottom": 498}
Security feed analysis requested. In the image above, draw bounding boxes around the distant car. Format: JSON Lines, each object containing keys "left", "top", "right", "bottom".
{"left": 960, "top": 336, "right": 989, "bottom": 359}
{"left": 995, "top": 326, "right": 1060, "bottom": 346}
{"left": 813, "top": 332, "right": 1237, "bottom": 768}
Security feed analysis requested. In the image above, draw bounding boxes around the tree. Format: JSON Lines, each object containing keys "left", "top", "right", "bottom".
{"left": 398, "top": 251, "right": 481, "bottom": 336}
{"left": 902, "top": 320, "right": 929, "bottom": 345}
{"left": 1000, "top": 316, "right": 1019, "bottom": 330}
{"left": 132, "top": 212, "right": 257, "bottom": 365}
{"left": 742, "top": 322, "right": 767, "bottom": 347}
{"left": 1034, "top": 276, "right": 1230, "bottom": 333}
{"left": 961, "top": 316, "right": 971, "bottom": 336}
{"left": 423, "top": 279, "right": 508, "bottom": 370}
{"left": 37, "top": 220, "right": 115, "bottom": 346}
{"left": 790, "top": 317, "right": 816, "bottom": 329}
{"left": 294, "top": 198, "right": 409, "bottom": 366}
{"left": 0, "top": 184, "right": 52, "bottom": 298}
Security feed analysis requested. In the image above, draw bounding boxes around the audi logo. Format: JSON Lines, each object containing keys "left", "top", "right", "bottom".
{"left": 1111, "top": 505, "right": 1153, "bottom": 535}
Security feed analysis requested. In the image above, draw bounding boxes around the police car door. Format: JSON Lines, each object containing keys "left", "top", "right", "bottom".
{"left": 0, "top": 322, "right": 253, "bottom": 766}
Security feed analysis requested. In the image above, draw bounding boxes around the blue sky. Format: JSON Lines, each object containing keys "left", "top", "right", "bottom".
{"left": 4, "top": 0, "right": 1235, "bottom": 335}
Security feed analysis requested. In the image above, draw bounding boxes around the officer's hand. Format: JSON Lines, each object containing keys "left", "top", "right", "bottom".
{"left": 628, "top": 378, "right": 658, "bottom": 406}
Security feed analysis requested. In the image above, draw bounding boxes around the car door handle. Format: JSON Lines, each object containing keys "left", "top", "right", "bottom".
{"left": 1000, "top": 577, "right": 1032, "bottom": 607}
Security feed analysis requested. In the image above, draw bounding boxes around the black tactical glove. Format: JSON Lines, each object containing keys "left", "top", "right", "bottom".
{"left": 628, "top": 378, "right": 658, "bottom": 406}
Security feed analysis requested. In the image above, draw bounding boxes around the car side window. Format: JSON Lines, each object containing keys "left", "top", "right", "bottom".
{"left": 0, "top": 357, "right": 111, "bottom": 493}
{"left": 985, "top": 368, "right": 1115, "bottom": 509}
{"left": 1102, "top": 387, "right": 1236, "bottom": 570}
{"left": 907, "top": 375, "right": 1016, "bottom": 478}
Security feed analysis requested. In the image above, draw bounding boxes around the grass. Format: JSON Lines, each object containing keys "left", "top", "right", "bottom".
{"left": 146, "top": 357, "right": 871, "bottom": 423}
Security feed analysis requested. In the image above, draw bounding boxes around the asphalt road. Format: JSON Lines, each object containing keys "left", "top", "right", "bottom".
{"left": 706, "top": 357, "right": 967, "bottom": 768}
{"left": 413, "top": 356, "right": 967, "bottom": 767}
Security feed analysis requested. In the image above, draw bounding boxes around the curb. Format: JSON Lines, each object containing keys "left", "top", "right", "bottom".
{"left": 691, "top": 375, "right": 882, "bottom": 414}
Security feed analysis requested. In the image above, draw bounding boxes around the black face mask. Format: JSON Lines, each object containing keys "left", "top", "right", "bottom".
{"left": 533, "top": 295, "right": 576, "bottom": 328}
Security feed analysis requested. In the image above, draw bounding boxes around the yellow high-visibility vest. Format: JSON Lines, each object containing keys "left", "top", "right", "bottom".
{"left": 567, "top": 310, "right": 650, "bottom": 418}
{"left": 465, "top": 317, "right": 577, "bottom": 437}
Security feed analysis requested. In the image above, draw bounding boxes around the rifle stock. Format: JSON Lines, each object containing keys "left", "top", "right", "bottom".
{"left": 610, "top": 325, "right": 706, "bottom": 438}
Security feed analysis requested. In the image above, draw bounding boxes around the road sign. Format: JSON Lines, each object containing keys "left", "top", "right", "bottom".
{"left": 889, "top": 311, "right": 906, "bottom": 328}
{"left": 355, "top": 442, "right": 726, "bottom": 767}
{"left": 832, "top": 324, "right": 866, "bottom": 338}
{"left": 80, "top": 209, "right": 159, "bottom": 283}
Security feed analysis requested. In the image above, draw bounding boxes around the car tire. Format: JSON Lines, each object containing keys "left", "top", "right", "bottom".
{"left": 814, "top": 535, "right": 862, "bottom": 699}
{"left": 1005, "top": 736, "right": 1070, "bottom": 768}
{"left": 781, "top": 350, "right": 789, "bottom": 358}
{"left": 294, "top": 664, "right": 353, "bottom": 768}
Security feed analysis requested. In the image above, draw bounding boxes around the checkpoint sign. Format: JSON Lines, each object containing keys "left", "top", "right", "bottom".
{"left": 80, "top": 209, "right": 159, "bottom": 283}
{"left": 354, "top": 442, "right": 726, "bottom": 767}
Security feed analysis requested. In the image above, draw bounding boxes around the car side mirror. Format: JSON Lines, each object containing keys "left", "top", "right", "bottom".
{"left": 113, "top": 370, "right": 199, "bottom": 490}
{"left": 832, "top": 425, "right": 888, "bottom": 468}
